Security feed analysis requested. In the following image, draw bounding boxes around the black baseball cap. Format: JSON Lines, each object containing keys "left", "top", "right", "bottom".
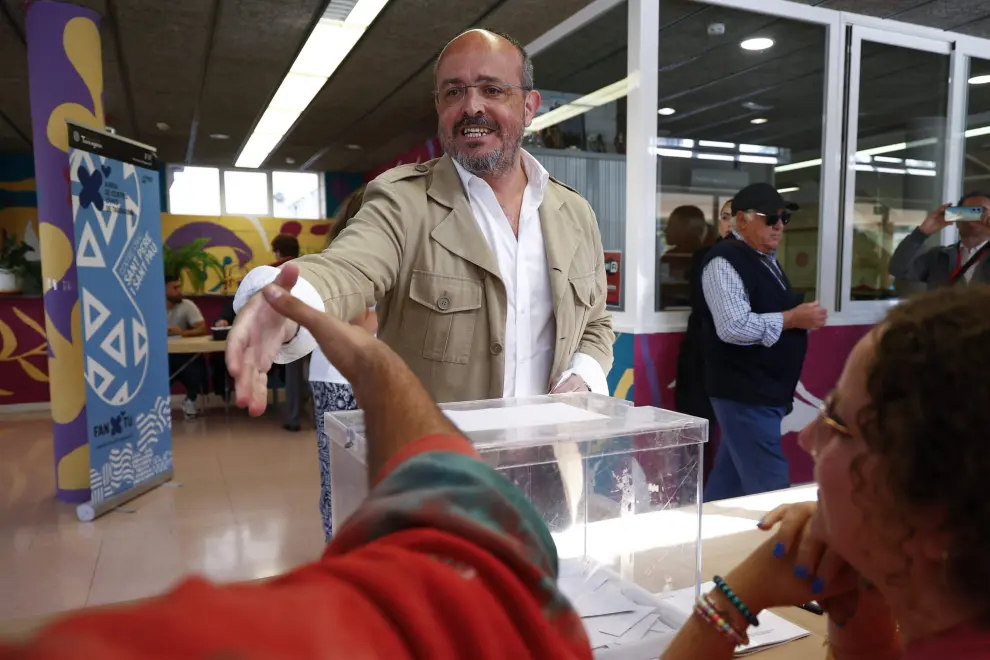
{"left": 731, "top": 183, "right": 800, "bottom": 216}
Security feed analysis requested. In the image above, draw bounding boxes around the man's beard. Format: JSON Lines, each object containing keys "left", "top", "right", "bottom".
{"left": 440, "top": 114, "right": 523, "bottom": 177}
{"left": 167, "top": 295, "right": 182, "bottom": 304}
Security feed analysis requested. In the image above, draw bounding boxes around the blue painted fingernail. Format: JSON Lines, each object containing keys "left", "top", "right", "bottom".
{"left": 794, "top": 565, "right": 808, "bottom": 579}
{"left": 773, "top": 542, "right": 785, "bottom": 559}
{"left": 757, "top": 518, "right": 765, "bottom": 528}
{"left": 811, "top": 577, "right": 825, "bottom": 594}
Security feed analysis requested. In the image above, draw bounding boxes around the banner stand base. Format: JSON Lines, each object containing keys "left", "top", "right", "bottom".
{"left": 76, "top": 469, "right": 174, "bottom": 522}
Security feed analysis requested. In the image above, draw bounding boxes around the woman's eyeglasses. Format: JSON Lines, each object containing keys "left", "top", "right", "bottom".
{"left": 818, "top": 392, "right": 849, "bottom": 436}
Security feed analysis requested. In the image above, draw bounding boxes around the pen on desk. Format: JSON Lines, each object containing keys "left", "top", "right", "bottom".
{"left": 798, "top": 601, "right": 824, "bottom": 615}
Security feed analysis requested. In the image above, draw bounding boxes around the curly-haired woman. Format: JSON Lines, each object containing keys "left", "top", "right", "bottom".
{"left": 664, "top": 285, "right": 990, "bottom": 659}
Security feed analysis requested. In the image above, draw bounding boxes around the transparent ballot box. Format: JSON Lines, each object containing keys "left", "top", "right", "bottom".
{"left": 326, "top": 393, "right": 707, "bottom": 595}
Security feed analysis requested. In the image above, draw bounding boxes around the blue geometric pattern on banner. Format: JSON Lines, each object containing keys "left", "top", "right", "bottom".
{"left": 69, "top": 142, "right": 172, "bottom": 505}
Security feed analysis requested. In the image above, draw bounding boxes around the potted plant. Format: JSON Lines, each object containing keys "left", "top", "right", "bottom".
{"left": 0, "top": 233, "right": 33, "bottom": 295}
{"left": 162, "top": 238, "right": 225, "bottom": 293}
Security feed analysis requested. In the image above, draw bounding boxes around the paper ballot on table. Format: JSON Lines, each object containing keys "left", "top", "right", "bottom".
{"left": 657, "top": 582, "right": 811, "bottom": 656}
{"left": 443, "top": 403, "right": 607, "bottom": 433}
{"left": 558, "top": 559, "right": 810, "bottom": 658}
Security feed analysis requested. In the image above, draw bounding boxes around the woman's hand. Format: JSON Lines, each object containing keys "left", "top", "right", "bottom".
{"left": 723, "top": 503, "right": 859, "bottom": 615}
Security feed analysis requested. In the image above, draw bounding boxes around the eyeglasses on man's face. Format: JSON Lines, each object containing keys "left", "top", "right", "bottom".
{"left": 751, "top": 210, "right": 792, "bottom": 227}
{"left": 434, "top": 82, "right": 530, "bottom": 107}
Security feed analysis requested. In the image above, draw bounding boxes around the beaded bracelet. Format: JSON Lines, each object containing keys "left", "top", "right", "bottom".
{"left": 713, "top": 575, "right": 760, "bottom": 627}
{"left": 694, "top": 594, "right": 748, "bottom": 646}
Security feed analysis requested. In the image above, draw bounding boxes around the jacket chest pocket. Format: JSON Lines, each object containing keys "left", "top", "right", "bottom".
{"left": 568, "top": 271, "right": 597, "bottom": 329}
{"left": 406, "top": 270, "right": 483, "bottom": 365}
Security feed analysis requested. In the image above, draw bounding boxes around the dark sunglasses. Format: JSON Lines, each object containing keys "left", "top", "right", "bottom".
{"left": 752, "top": 211, "right": 792, "bottom": 227}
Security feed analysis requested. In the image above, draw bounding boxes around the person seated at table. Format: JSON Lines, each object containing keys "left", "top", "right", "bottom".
{"left": 166, "top": 274, "right": 208, "bottom": 418}
{"left": 0, "top": 265, "right": 590, "bottom": 659}
{"left": 663, "top": 284, "right": 990, "bottom": 660}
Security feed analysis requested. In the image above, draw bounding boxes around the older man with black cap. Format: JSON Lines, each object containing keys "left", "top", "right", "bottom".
{"left": 699, "top": 182, "right": 827, "bottom": 501}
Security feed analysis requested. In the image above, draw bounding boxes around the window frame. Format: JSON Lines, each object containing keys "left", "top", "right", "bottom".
{"left": 166, "top": 165, "right": 326, "bottom": 220}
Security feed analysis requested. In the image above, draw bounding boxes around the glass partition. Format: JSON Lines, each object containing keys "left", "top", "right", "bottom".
{"left": 964, "top": 57, "right": 990, "bottom": 196}
{"left": 528, "top": 0, "right": 628, "bottom": 310}
{"left": 842, "top": 31, "right": 949, "bottom": 303}
{"left": 655, "top": 3, "right": 826, "bottom": 310}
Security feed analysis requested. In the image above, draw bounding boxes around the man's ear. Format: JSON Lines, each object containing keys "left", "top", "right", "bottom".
{"left": 523, "top": 89, "right": 542, "bottom": 127}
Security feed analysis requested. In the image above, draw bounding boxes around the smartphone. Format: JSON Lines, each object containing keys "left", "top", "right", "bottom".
{"left": 945, "top": 206, "right": 984, "bottom": 222}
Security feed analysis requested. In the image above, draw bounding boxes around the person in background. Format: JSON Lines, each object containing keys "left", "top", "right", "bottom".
{"left": 700, "top": 183, "right": 826, "bottom": 501}
{"left": 674, "top": 199, "right": 732, "bottom": 480}
{"left": 0, "top": 276, "right": 592, "bottom": 660}
{"left": 166, "top": 274, "right": 208, "bottom": 418}
{"left": 717, "top": 198, "right": 733, "bottom": 240}
{"left": 659, "top": 205, "right": 710, "bottom": 309}
{"left": 663, "top": 285, "right": 990, "bottom": 660}
{"left": 268, "top": 233, "right": 308, "bottom": 432}
{"left": 888, "top": 192, "right": 990, "bottom": 289}
{"left": 309, "top": 187, "right": 378, "bottom": 542}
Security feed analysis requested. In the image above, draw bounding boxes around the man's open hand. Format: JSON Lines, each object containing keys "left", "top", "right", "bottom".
{"left": 225, "top": 265, "right": 300, "bottom": 416}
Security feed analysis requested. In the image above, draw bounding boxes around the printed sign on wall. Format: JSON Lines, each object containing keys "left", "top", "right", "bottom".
{"left": 69, "top": 124, "right": 173, "bottom": 516}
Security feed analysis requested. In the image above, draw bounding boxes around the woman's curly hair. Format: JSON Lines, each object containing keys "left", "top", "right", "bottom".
{"left": 856, "top": 284, "right": 990, "bottom": 602}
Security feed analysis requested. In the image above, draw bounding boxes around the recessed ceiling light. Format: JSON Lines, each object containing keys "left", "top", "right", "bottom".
{"left": 210, "top": 133, "right": 230, "bottom": 140}
{"left": 156, "top": 122, "right": 170, "bottom": 131}
{"left": 751, "top": 118, "right": 769, "bottom": 125}
{"left": 345, "top": 144, "right": 362, "bottom": 150}
{"left": 969, "top": 74, "right": 990, "bottom": 85}
{"left": 741, "top": 37, "right": 774, "bottom": 51}
{"left": 286, "top": 157, "right": 296, "bottom": 164}
{"left": 658, "top": 107, "right": 676, "bottom": 116}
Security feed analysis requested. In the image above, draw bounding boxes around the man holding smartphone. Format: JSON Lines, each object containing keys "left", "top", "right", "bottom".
{"left": 889, "top": 192, "right": 990, "bottom": 288}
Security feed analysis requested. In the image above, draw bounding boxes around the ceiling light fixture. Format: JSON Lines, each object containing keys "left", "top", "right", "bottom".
{"left": 236, "top": 0, "right": 391, "bottom": 169}
{"left": 345, "top": 144, "right": 362, "bottom": 150}
{"left": 777, "top": 186, "right": 800, "bottom": 194}
{"left": 750, "top": 118, "right": 769, "bottom": 125}
{"left": 527, "top": 77, "right": 630, "bottom": 134}
{"left": 210, "top": 133, "right": 230, "bottom": 140}
{"left": 156, "top": 122, "right": 170, "bottom": 131}
{"left": 969, "top": 74, "right": 990, "bottom": 85}
{"left": 741, "top": 37, "right": 774, "bottom": 51}
{"left": 658, "top": 107, "right": 677, "bottom": 116}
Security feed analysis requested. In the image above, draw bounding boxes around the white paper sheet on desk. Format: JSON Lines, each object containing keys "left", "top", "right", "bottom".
{"left": 443, "top": 403, "right": 607, "bottom": 433}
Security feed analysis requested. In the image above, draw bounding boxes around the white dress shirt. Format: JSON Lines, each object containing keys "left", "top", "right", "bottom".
{"left": 233, "top": 149, "right": 608, "bottom": 397}
{"left": 959, "top": 239, "right": 989, "bottom": 284}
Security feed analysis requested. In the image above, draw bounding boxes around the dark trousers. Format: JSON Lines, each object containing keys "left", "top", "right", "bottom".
{"left": 169, "top": 354, "right": 205, "bottom": 402}
{"left": 703, "top": 397, "right": 789, "bottom": 502}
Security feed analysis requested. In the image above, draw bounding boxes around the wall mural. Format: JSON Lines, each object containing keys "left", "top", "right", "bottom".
{"left": 634, "top": 324, "right": 873, "bottom": 485}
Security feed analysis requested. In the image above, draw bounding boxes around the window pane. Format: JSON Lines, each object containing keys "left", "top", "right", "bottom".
{"left": 656, "top": 5, "right": 825, "bottom": 310}
{"left": 848, "top": 42, "right": 948, "bottom": 301}
{"left": 223, "top": 170, "right": 270, "bottom": 215}
{"left": 273, "top": 171, "right": 321, "bottom": 219}
{"left": 528, "top": 0, "right": 627, "bottom": 310}
{"left": 169, "top": 166, "right": 221, "bottom": 216}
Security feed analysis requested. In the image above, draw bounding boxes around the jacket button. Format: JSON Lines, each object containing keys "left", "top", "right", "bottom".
{"left": 437, "top": 296, "right": 451, "bottom": 311}
{"left": 490, "top": 342, "right": 503, "bottom": 355}
{"left": 415, "top": 164, "right": 429, "bottom": 172}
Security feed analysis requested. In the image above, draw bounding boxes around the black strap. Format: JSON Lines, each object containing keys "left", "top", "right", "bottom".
{"left": 949, "top": 242, "right": 990, "bottom": 286}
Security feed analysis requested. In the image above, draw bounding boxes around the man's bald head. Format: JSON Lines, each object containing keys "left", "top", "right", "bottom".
{"left": 433, "top": 29, "right": 534, "bottom": 91}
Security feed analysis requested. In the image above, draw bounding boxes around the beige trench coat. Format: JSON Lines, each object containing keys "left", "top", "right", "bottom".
{"left": 293, "top": 154, "right": 614, "bottom": 403}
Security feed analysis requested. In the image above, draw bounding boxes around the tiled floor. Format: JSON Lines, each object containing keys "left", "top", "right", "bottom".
{"left": 0, "top": 409, "right": 327, "bottom": 625}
